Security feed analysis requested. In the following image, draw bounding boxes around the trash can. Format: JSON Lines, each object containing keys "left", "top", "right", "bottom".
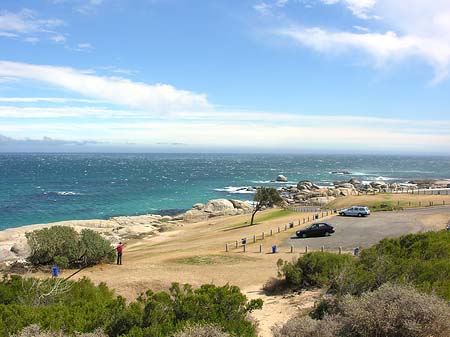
{"left": 289, "top": 222, "right": 294, "bottom": 228}
{"left": 353, "top": 247, "right": 360, "bottom": 257}
{"left": 52, "top": 266, "right": 59, "bottom": 277}
{"left": 271, "top": 245, "right": 277, "bottom": 253}
{"left": 315, "top": 214, "right": 319, "bottom": 219}
{"left": 241, "top": 238, "right": 247, "bottom": 245}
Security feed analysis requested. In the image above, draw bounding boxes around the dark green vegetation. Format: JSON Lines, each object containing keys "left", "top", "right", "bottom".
{"left": 250, "top": 187, "right": 284, "bottom": 225}
{"left": 273, "top": 283, "right": 450, "bottom": 337}
{"left": 275, "top": 230, "right": 450, "bottom": 300}
{"left": 0, "top": 276, "right": 262, "bottom": 337}
{"left": 272, "top": 230, "right": 450, "bottom": 336}
{"left": 26, "top": 226, "right": 115, "bottom": 268}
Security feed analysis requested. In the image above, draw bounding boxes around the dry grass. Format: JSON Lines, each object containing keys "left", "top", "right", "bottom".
{"left": 325, "top": 193, "right": 450, "bottom": 211}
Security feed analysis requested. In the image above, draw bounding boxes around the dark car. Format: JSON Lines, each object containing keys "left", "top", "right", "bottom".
{"left": 296, "top": 222, "right": 335, "bottom": 238}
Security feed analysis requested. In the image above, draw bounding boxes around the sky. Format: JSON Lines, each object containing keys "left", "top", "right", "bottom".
{"left": 1, "top": 0, "right": 450, "bottom": 154}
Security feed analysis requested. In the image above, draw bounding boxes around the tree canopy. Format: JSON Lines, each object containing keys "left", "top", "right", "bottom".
{"left": 250, "top": 187, "right": 284, "bottom": 225}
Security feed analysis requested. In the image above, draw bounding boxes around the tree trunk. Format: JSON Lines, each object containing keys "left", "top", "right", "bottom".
{"left": 250, "top": 210, "right": 257, "bottom": 226}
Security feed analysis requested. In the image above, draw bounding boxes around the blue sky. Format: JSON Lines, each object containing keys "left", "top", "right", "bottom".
{"left": 1, "top": 0, "right": 450, "bottom": 153}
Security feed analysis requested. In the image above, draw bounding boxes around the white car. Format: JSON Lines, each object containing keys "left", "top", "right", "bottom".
{"left": 339, "top": 206, "right": 371, "bottom": 217}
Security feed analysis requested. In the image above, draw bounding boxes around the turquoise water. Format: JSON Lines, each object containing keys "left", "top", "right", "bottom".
{"left": 1, "top": 153, "right": 450, "bottom": 229}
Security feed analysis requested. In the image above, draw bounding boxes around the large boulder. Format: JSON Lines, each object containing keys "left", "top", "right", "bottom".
{"left": 229, "top": 200, "right": 252, "bottom": 212}
{"left": 276, "top": 175, "right": 288, "bottom": 182}
{"left": 204, "top": 199, "right": 235, "bottom": 213}
{"left": 348, "top": 178, "right": 361, "bottom": 185}
{"left": 183, "top": 209, "right": 209, "bottom": 223}
{"left": 309, "top": 196, "right": 336, "bottom": 206}
{"left": 336, "top": 182, "right": 355, "bottom": 189}
{"left": 10, "top": 239, "right": 30, "bottom": 258}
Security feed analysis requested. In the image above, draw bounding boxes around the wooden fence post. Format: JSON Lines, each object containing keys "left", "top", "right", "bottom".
{"left": 243, "top": 245, "right": 246, "bottom": 253}
{"left": 339, "top": 247, "right": 342, "bottom": 254}
{"left": 259, "top": 244, "right": 262, "bottom": 253}
{"left": 290, "top": 245, "right": 294, "bottom": 253}
{"left": 226, "top": 243, "right": 229, "bottom": 252}
{"left": 235, "top": 240, "right": 238, "bottom": 249}
{"left": 321, "top": 246, "right": 324, "bottom": 252}
{"left": 305, "top": 245, "right": 308, "bottom": 254}
{"left": 270, "top": 229, "right": 273, "bottom": 236}
{"left": 253, "top": 234, "right": 256, "bottom": 243}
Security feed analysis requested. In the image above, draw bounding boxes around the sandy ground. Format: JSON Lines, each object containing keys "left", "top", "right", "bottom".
{"left": 3, "top": 196, "right": 450, "bottom": 336}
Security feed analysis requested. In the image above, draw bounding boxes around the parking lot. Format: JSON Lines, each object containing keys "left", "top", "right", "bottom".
{"left": 284, "top": 206, "right": 450, "bottom": 251}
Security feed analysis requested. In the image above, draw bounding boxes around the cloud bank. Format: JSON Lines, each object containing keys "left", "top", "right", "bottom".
{"left": 0, "top": 61, "right": 211, "bottom": 114}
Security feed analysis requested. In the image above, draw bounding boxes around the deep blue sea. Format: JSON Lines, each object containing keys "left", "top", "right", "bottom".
{"left": 1, "top": 153, "right": 450, "bottom": 230}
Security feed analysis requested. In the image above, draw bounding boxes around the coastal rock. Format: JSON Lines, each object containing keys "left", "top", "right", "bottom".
{"left": 309, "top": 196, "right": 336, "bottom": 206}
{"left": 229, "top": 200, "right": 252, "bottom": 212}
{"left": 276, "top": 175, "right": 288, "bottom": 182}
{"left": 348, "top": 178, "right": 361, "bottom": 185}
{"left": 10, "top": 239, "right": 30, "bottom": 258}
{"left": 183, "top": 209, "right": 209, "bottom": 223}
{"left": 336, "top": 182, "right": 355, "bottom": 189}
{"left": 204, "top": 199, "right": 235, "bottom": 213}
{"left": 192, "top": 203, "right": 204, "bottom": 210}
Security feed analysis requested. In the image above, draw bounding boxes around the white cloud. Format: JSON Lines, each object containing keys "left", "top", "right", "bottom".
{"left": 0, "top": 61, "right": 211, "bottom": 114}
{"left": 276, "top": 25, "right": 450, "bottom": 82}
{"left": 2, "top": 118, "right": 450, "bottom": 153}
{"left": 321, "top": 0, "right": 376, "bottom": 19}
{"left": 24, "top": 37, "right": 40, "bottom": 43}
{"left": 0, "top": 9, "right": 63, "bottom": 34}
{"left": 51, "top": 34, "right": 66, "bottom": 43}
{"left": 0, "top": 97, "right": 99, "bottom": 103}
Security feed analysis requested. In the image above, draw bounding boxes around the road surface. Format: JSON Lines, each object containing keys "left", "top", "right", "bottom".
{"left": 284, "top": 206, "right": 450, "bottom": 251}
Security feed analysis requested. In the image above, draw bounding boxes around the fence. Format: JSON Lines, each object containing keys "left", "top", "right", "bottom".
{"left": 360, "top": 188, "right": 450, "bottom": 196}
{"left": 289, "top": 206, "right": 321, "bottom": 212}
{"left": 225, "top": 209, "right": 334, "bottom": 252}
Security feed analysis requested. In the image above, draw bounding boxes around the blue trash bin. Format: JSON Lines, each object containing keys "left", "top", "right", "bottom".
{"left": 289, "top": 222, "right": 294, "bottom": 228}
{"left": 52, "top": 266, "right": 59, "bottom": 277}
{"left": 353, "top": 247, "right": 360, "bottom": 257}
{"left": 241, "top": 238, "right": 247, "bottom": 245}
{"left": 271, "top": 245, "right": 277, "bottom": 253}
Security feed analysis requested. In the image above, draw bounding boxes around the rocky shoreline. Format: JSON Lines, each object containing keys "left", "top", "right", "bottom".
{"left": 0, "top": 198, "right": 254, "bottom": 263}
{"left": 1, "top": 177, "right": 449, "bottom": 264}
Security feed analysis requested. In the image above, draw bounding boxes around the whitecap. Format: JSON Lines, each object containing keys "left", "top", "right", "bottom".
{"left": 55, "top": 191, "right": 81, "bottom": 196}
{"left": 213, "top": 186, "right": 256, "bottom": 194}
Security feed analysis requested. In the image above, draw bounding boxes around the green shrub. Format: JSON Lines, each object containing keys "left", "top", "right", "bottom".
{"left": 79, "top": 229, "right": 115, "bottom": 266}
{"left": 0, "top": 276, "right": 261, "bottom": 337}
{"left": 330, "top": 230, "right": 450, "bottom": 299}
{"left": 277, "top": 252, "right": 354, "bottom": 290}
{"left": 173, "top": 323, "right": 230, "bottom": 337}
{"left": 25, "top": 226, "right": 114, "bottom": 268}
{"left": 26, "top": 226, "right": 79, "bottom": 266}
{"left": 276, "top": 284, "right": 450, "bottom": 337}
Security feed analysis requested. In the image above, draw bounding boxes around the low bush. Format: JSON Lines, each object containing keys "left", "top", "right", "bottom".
{"left": 277, "top": 252, "right": 354, "bottom": 290}
{"left": 274, "top": 284, "right": 450, "bottom": 337}
{"left": 0, "top": 276, "right": 262, "bottom": 337}
{"left": 25, "top": 226, "right": 115, "bottom": 268}
{"left": 173, "top": 323, "right": 230, "bottom": 337}
{"left": 330, "top": 230, "right": 450, "bottom": 299}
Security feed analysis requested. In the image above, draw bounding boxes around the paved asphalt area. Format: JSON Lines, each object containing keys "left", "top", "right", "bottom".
{"left": 284, "top": 206, "right": 450, "bottom": 251}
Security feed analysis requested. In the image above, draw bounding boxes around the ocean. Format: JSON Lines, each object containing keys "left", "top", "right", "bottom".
{"left": 1, "top": 153, "right": 450, "bottom": 230}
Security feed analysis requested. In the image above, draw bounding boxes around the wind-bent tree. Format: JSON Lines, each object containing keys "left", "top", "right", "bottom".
{"left": 250, "top": 187, "right": 284, "bottom": 225}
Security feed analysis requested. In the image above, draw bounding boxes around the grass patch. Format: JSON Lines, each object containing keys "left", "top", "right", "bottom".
{"left": 324, "top": 193, "right": 449, "bottom": 212}
{"left": 224, "top": 209, "right": 296, "bottom": 231}
{"left": 172, "top": 254, "right": 255, "bottom": 265}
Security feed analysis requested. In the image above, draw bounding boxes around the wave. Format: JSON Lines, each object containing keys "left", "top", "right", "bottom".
{"left": 54, "top": 191, "right": 81, "bottom": 196}
{"left": 213, "top": 186, "right": 256, "bottom": 194}
{"left": 251, "top": 180, "right": 297, "bottom": 184}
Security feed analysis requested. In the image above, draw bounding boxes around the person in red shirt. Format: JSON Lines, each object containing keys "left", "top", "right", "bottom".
{"left": 116, "top": 242, "right": 124, "bottom": 265}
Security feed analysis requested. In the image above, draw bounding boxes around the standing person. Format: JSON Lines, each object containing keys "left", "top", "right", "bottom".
{"left": 116, "top": 242, "right": 124, "bottom": 265}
